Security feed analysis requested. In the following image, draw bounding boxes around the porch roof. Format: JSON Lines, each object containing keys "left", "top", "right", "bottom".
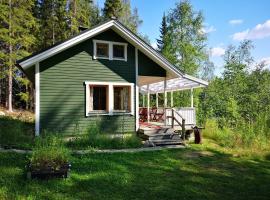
{"left": 139, "top": 74, "right": 208, "bottom": 94}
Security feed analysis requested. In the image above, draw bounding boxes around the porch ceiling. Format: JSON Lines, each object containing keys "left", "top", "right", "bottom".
{"left": 139, "top": 75, "right": 208, "bottom": 94}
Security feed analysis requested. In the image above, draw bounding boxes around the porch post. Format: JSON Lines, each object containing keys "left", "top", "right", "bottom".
{"left": 135, "top": 48, "right": 139, "bottom": 131}
{"left": 164, "top": 78, "right": 167, "bottom": 125}
{"left": 156, "top": 93, "right": 158, "bottom": 107}
{"left": 142, "top": 94, "right": 145, "bottom": 107}
{"left": 147, "top": 85, "right": 150, "bottom": 123}
{"left": 171, "top": 91, "right": 173, "bottom": 108}
{"left": 191, "top": 88, "right": 194, "bottom": 108}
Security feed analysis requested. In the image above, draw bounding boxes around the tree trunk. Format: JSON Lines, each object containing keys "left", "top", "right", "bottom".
{"left": 8, "top": 0, "right": 13, "bottom": 112}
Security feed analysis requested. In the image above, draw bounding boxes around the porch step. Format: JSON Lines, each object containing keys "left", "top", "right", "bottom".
{"left": 148, "top": 133, "right": 181, "bottom": 141}
{"left": 138, "top": 127, "right": 175, "bottom": 135}
{"left": 152, "top": 139, "right": 183, "bottom": 146}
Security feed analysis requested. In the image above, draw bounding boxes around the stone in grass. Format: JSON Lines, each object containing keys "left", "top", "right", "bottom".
{"left": 143, "top": 140, "right": 155, "bottom": 147}
{"left": 0, "top": 111, "right": 5, "bottom": 116}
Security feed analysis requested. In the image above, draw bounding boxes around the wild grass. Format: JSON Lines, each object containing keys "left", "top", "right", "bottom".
{"left": 203, "top": 119, "right": 270, "bottom": 156}
{"left": 0, "top": 116, "right": 34, "bottom": 149}
{"left": 66, "top": 124, "right": 142, "bottom": 150}
{"left": 0, "top": 139, "right": 270, "bottom": 200}
{"left": 30, "top": 135, "right": 70, "bottom": 170}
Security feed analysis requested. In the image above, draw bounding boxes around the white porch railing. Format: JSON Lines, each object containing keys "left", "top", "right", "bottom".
{"left": 166, "top": 107, "right": 196, "bottom": 126}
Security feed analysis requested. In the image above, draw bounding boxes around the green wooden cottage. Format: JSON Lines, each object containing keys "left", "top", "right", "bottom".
{"left": 17, "top": 19, "right": 208, "bottom": 136}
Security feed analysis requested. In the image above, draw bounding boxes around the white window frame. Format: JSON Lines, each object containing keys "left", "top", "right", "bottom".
{"left": 93, "top": 40, "right": 127, "bottom": 61}
{"left": 85, "top": 81, "right": 134, "bottom": 116}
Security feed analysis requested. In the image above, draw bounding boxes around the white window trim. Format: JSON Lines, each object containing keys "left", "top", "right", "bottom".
{"left": 93, "top": 40, "right": 127, "bottom": 61}
{"left": 85, "top": 81, "right": 134, "bottom": 117}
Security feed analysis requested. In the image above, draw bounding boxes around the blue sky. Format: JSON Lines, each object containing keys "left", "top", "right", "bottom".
{"left": 97, "top": 0, "right": 270, "bottom": 75}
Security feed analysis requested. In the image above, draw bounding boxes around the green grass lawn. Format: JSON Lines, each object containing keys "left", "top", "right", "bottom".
{"left": 1, "top": 140, "right": 270, "bottom": 200}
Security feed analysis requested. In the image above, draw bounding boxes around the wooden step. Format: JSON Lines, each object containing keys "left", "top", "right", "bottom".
{"left": 149, "top": 134, "right": 181, "bottom": 141}
{"left": 152, "top": 139, "right": 183, "bottom": 146}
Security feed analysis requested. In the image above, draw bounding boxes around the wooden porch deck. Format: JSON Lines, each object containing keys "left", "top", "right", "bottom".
{"left": 138, "top": 122, "right": 194, "bottom": 146}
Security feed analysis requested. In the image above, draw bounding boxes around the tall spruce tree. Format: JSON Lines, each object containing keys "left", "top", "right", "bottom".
{"left": 164, "top": 0, "right": 207, "bottom": 75}
{"left": 103, "top": 0, "right": 142, "bottom": 33}
{"left": 35, "top": 0, "right": 68, "bottom": 48}
{"left": 0, "top": 0, "right": 36, "bottom": 111}
{"left": 67, "top": 0, "right": 101, "bottom": 36}
{"left": 156, "top": 13, "right": 167, "bottom": 52}
{"left": 103, "top": 0, "right": 123, "bottom": 19}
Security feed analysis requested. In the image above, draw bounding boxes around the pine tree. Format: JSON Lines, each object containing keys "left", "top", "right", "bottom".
{"left": 35, "top": 0, "right": 68, "bottom": 48}
{"left": 103, "top": 0, "right": 123, "bottom": 19}
{"left": 0, "top": 0, "right": 37, "bottom": 111}
{"left": 67, "top": 0, "right": 98, "bottom": 36}
{"left": 156, "top": 13, "right": 167, "bottom": 52}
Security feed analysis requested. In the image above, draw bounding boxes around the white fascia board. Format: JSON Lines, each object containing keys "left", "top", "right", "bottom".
{"left": 19, "top": 21, "right": 115, "bottom": 69}
{"left": 183, "top": 74, "right": 209, "bottom": 86}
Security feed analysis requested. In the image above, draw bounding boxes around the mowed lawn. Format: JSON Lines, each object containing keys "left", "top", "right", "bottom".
{"left": 0, "top": 141, "right": 270, "bottom": 200}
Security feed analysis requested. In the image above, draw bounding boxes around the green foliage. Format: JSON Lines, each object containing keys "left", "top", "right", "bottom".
{"left": 103, "top": 0, "right": 142, "bottom": 33}
{"left": 203, "top": 119, "right": 270, "bottom": 151}
{"left": 164, "top": 0, "right": 207, "bottom": 75}
{"left": 67, "top": 123, "right": 142, "bottom": 149}
{"left": 103, "top": 0, "right": 123, "bottom": 19}
{"left": 30, "top": 134, "right": 70, "bottom": 170}
{"left": 34, "top": 0, "right": 68, "bottom": 48}
{"left": 199, "top": 40, "right": 270, "bottom": 150}
{"left": 0, "top": 0, "right": 37, "bottom": 111}
{"left": 156, "top": 13, "right": 167, "bottom": 52}
{"left": 67, "top": 0, "right": 102, "bottom": 36}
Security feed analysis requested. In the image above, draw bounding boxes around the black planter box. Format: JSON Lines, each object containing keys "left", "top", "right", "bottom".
{"left": 26, "top": 163, "right": 71, "bottom": 179}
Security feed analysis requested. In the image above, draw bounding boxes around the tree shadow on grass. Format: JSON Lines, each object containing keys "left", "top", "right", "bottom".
{"left": 0, "top": 116, "right": 34, "bottom": 148}
{"left": 0, "top": 148, "right": 270, "bottom": 200}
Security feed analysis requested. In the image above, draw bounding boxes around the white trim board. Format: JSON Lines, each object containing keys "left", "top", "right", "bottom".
{"left": 85, "top": 81, "right": 134, "bottom": 117}
{"left": 35, "top": 62, "right": 40, "bottom": 136}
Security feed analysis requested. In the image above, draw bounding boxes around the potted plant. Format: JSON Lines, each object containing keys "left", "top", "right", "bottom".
{"left": 27, "top": 135, "right": 71, "bottom": 179}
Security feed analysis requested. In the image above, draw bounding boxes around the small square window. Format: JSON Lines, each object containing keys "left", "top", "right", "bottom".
{"left": 96, "top": 43, "right": 109, "bottom": 58}
{"left": 113, "top": 44, "right": 125, "bottom": 59}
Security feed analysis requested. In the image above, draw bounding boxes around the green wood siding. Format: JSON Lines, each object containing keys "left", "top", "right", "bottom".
{"left": 138, "top": 50, "right": 166, "bottom": 77}
{"left": 39, "top": 29, "right": 136, "bottom": 135}
{"left": 36, "top": 28, "right": 168, "bottom": 135}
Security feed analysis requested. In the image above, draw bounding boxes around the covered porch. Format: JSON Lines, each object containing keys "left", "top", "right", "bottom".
{"left": 137, "top": 74, "right": 208, "bottom": 143}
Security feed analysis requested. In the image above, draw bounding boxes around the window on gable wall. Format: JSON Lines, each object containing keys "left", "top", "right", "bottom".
{"left": 93, "top": 40, "right": 127, "bottom": 61}
{"left": 96, "top": 43, "right": 109, "bottom": 58}
{"left": 113, "top": 44, "right": 125, "bottom": 59}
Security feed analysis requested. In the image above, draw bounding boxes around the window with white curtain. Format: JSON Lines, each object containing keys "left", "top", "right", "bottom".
{"left": 85, "top": 82, "right": 134, "bottom": 116}
{"left": 113, "top": 86, "right": 131, "bottom": 112}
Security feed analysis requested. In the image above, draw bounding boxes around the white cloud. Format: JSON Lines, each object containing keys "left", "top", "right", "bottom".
{"left": 259, "top": 57, "right": 270, "bottom": 66}
{"left": 232, "top": 19, "right": 270, "bottom": 40}
{"left": 229, "top": 19, "right": 243, "bottom": 25}
{"left": 249, "top": 57, "right": 270, "bottom": 71}
{"left": 151, "top": 42, "right": 158, "bottom": 49}
{"left": 210, "top": 47, "right": 225, "bottom": 57}
{"left": 201, "top": 25, "right": 216, "bottom": 34}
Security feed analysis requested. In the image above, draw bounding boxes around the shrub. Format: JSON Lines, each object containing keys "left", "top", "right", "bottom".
{"left": 30, "top": 135, "right": 70, "bottom": 170}
{"left": 203, "top": 119, "right": 270, "bottom": 151}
